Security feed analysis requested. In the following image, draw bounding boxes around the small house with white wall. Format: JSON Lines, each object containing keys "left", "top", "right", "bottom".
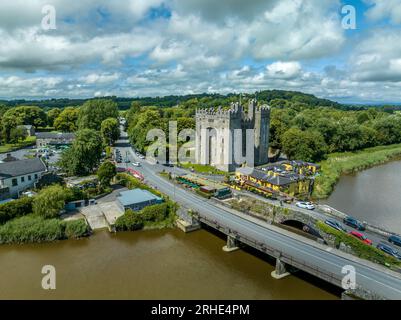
{"left": 0, "top": 158, "right": 47, "bottom": 198}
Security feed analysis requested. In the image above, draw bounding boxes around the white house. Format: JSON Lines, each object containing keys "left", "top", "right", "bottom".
{"left": 0, "top": 158, "right": 47, "bottom": 198}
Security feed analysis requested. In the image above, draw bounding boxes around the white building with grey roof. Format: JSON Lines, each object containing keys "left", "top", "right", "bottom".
{"left": 0, "top": 158, "right": 47, "bottom": 199}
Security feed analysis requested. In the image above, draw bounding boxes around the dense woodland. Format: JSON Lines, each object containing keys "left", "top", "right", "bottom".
{"left": 2, "top": 90, "right": 401, "bottom": 163}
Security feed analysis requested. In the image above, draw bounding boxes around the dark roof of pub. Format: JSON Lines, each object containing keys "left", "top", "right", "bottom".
{"left": 35, "top": 132, "right": 75, "bottom": 140}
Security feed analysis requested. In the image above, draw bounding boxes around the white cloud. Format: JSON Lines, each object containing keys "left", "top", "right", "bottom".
{"left": 364, "top": 0, "right": 401, "bottom": 24}
{"left": 81, "top": 73, "right": 120, "bottom": 84}
{"left": 350, "top": 30, "right": 401, "bottom": 82}
{"left": 266, "top": 61, "right": 302, "bottom": 79}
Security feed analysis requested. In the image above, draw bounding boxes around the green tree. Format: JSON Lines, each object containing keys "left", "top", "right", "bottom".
{"left": 47, "top": 108, "right": 62, "bottom": 127}
{"left": 97, "top": 161, "right": 117, "bottom": 187}
{"left": 282, "top": 128, "right": 327, "bottom": 162}
{"left": 33, "top": 185, "right": 72, "bottom": 219}
{"left": 59, "top": 129, "right": 103, "bottom": 176}
{"left": 128, "top": 109, "right": 166, "bottom": 153}
{"left": 9, "top": 126, "right": 28, "bottom": 143}
{"left": 2, "top": 106, "right": 47, "bottom": 127}
{"left": 77, "top": 99, "right": 119, "bottom": 130}
{"left": 101, "top": 118, "right": 120, "bottom": 146}
{"left": 54, "top": 107, "right": 79, "bottom": 132}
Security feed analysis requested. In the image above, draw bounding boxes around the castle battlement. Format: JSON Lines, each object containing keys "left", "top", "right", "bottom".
{"left": 195, "top": 98, "right": 271, "bottom": 172}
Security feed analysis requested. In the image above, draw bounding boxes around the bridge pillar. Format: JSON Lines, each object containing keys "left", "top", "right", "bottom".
{"left": 222, "top": 235, "right": 239, "bottom": 252}
{"left": 271, "top": 257, "right": 290, "bottom": 279}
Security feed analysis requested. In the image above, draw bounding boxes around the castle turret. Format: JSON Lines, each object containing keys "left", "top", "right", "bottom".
{"left": 195, "top": 100, "right": 271, "bottom": 172}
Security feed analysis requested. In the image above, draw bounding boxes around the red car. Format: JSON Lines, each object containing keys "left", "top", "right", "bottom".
{"left": 349, "top": 231, "right": 372, "bottom": 245}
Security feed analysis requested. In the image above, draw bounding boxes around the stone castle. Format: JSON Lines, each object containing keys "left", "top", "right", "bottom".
{"left": 195, "top": 99, "right": 271, "bottom": 172}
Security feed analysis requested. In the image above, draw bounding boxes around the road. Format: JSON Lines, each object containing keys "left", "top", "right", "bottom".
{"left": 115, "top": 130, "right": 401, "bottom": 299}
{"left": 235, "top": 187, "right": 389, "bottom": 247}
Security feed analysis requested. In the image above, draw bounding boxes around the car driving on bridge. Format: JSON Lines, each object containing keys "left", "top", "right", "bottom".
{"left": 388, "top": 235, "right": 401, "bottom": 247}
{"left": 295, "top": 201, "right": 315, "bottom": 210}
{"left": 325, "top": 219, "right": 346, "bottom": 232}
{"left": 377, "top": 242, "right": 401, "bottom": 260}
{"left": 343, "top": 216, "right": 365, "bottom": 231}
{"left": 349, "top": 231, "right": 372, "bottom": 245}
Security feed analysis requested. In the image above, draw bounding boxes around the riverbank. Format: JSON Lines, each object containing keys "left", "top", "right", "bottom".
{"left": 313, "top": 143, "right": 401, "bottom": 199}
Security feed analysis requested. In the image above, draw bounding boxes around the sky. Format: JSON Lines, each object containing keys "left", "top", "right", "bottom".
{"left": 0, "top": 0, "right": 401, "bottom": 104}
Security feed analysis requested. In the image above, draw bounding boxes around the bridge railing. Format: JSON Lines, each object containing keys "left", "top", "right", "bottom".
{"left": 195, "top": 213, "right": 346, "bottom": 289}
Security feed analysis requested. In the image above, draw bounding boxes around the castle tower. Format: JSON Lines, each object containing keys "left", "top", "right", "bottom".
{"left": 195, "top": 99, "right": 270, "bottom": 172}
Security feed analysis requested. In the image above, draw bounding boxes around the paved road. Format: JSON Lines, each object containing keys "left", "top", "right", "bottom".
{"left": 115, "top": 131, "right": 401, "bottom": 299}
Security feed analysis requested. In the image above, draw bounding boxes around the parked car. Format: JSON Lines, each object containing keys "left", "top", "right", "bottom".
{"left": 162, "top": 162, "right": 174, "bottom": 167}
{"left": 138, "top": 154, "right": 145, "bottom": 159}
{"left": 343, "top": 216, "right": 365, "bottom": 231}
{"left": 295, "top": 201, "right": 315, "bottom": 210}
{"left": 324, "top": 219, "right": 346, "bottom": 232}
{"left": 132, "top": 162, "right": 141, "bottom": 167}
{"left": 349, "top": 231, "right": 372, "bottom": 245}
{"left": 388, "top": 235, "right": 401, "bottom": 247}
{"left": 377, "top": 242, "right": 401, "bottom": 260}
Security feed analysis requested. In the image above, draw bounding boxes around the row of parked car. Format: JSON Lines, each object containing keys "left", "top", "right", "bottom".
{"left": 325, "top": 216, "right": 401, "bottom": 259}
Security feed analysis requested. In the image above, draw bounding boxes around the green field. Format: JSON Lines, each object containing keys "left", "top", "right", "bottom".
{"left": 0, "top": 136, "right": 36, "bottom": 153}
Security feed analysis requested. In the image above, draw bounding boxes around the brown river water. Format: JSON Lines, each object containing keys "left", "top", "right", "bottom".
{"left": 324, "top": 161, "right": 401, "bottom": 235}
{"left": 0, "top": 228, "right": 339, "bottom": 299}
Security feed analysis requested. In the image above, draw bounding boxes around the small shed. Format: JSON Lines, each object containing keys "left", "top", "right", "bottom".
{"left": 117, "top": 189, "right": 163, "bottom": 211}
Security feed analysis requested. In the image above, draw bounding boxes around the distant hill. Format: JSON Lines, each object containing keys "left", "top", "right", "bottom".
{"left": 0, "top": 90, "right": 375, "bottom": 111}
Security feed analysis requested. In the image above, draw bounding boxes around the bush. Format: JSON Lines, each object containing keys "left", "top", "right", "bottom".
{"left": 0, "top": 197, "right": 33, "bottom": 224}
{"left": 33, "top": 185, "right": 72, "bottom": 219}
{"left": 0, "top": 215, "right": 64, "bottom": 244}
{"left": 115, "top": 210, "right": 144, "bottom": 231}
{"left": 63, "top": 219, "right": 89, "bottom": 239}
{"left": 115, "top": 173, "right": 162, "bottom": 197}
{"left": 141, "top": 203, "right": 168, "bottom": 222}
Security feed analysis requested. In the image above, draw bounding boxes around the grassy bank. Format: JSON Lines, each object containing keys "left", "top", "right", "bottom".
{"left": 316, "top": 221, "right": 400, "bottom": 268}
{"left": 0, "top": 136, "right": 36, "bottom": 153}
{"left": 313, "top": 143, "right": 401, "bottom": 199}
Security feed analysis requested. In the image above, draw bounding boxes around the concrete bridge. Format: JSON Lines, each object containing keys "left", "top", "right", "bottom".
{"left": 118, "top": 131, "right": 401, "bottom": 300}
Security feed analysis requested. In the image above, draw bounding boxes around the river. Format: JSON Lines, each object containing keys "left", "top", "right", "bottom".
{"left": 324, "top": 160, "right": 401, "bottom": 235}
{"left": 0, "top": 229, "right": 339, "bottom": 299}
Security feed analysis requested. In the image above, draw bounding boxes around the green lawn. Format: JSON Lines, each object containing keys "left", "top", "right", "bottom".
{"left": 0, "top": 136, "right": 36, "bottom": 154}
{"left": 313, "top": 143, "right": 401, "bottom": 199}
{"left": 179, "top": 162, "right": 227, "bottom": 175}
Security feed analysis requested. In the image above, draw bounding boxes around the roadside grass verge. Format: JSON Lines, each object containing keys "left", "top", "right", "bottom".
{"left": 179, "top": 162, "right": 226, "bottom": 175}
{"left": 316, "top": 221, "right": 400, "bottom": 268}
{"left": 313, "top": 143, "right": 401, "bottom": 199}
